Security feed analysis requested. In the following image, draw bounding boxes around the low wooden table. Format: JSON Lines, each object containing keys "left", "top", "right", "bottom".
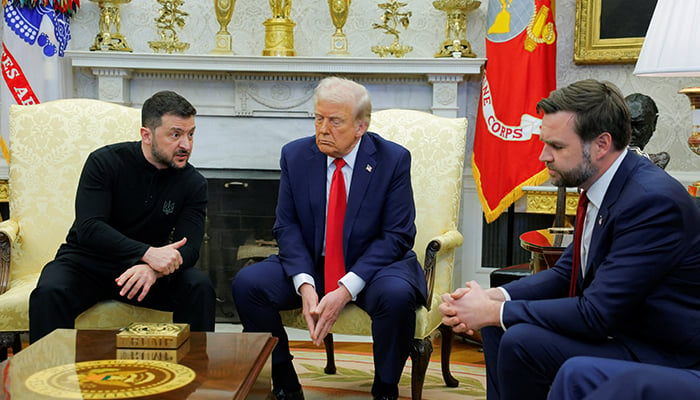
{"left": 9, "top": 329, "right": 277, "bottom": 399}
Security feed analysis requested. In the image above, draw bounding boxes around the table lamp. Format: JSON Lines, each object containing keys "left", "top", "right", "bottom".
{"left": 633, "top": 0, "right": 700, "bottom": 191}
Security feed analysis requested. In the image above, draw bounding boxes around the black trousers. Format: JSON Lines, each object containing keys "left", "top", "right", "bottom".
{"left": 29, "top": 256, "right": 216, "bottom": 343}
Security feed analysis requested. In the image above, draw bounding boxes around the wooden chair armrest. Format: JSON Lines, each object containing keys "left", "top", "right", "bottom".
{"left": 0, "top": 219, "right": 19, "bottom": 295}
{"left": 423, "top": 230, "right": 463, "bottom": 311}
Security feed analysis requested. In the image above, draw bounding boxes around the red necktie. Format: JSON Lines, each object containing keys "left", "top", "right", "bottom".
{"left": 569, "top": 191, "right": 589, "bottom": 297}
{"left": 325, "top": 158, "right": 346, "bottom": 294}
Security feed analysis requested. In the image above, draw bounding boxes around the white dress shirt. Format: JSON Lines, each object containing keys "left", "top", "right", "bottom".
{"left": 292, "top": 138, "right": 366, "bottom": 300}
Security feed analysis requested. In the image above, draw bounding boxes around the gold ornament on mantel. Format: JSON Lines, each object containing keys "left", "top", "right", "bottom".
{"left": 433, "top": 0, "right": 479, "bottom": 58}
{"left": 371, "top": 1, "right": 413, "bottom": 58}
{"left": 148, "top": 0, "right": 190, "bottom": 54}
{"left": 262, "top": 0, "right": 296, "bottom": 56}
{"left": 328, "top": 0, "right": 351, "bottom": 56}
{"left": 211, "top": 0, "right": 237, "bottom": 55}
{"left": 89, "top": 0, "right": 133, "bottom": 52}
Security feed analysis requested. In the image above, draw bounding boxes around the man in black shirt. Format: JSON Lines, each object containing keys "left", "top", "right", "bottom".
{"left": 29, "top": 90, "right": 215, "bottom": 343}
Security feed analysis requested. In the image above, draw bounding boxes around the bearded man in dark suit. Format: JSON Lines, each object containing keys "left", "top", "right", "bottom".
{"left": 440, "top": 79, "right": 700, "bottom": 400}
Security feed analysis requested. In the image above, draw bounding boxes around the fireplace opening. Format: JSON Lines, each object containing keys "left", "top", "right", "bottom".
{"left": 198, "top": 177, "right": 280, "bottom": 323}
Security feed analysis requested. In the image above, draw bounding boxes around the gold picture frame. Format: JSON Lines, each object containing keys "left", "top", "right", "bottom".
{"left": 574, "top": 0, "right": 657, "bottom": 65}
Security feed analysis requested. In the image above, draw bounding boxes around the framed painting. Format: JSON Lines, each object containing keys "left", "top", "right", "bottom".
{"left": 574, "top": 0, "right": 658, "bottom": 64}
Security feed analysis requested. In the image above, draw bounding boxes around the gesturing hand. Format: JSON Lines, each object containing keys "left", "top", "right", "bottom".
{"left": 142, "top": 237, "right": 187, "bottom": 275}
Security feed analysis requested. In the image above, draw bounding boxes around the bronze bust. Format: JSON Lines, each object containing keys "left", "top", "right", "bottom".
{"left": 625, "top": 93, "right": 670, "bottom": 169}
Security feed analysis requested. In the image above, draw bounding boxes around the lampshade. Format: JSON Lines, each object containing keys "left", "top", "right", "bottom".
{"left": 633, "top": 0, "right": 700, "bottom": 77}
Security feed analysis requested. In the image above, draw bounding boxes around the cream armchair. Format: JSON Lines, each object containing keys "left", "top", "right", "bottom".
{"left": 0, "top": 99, "right": 171, "bottom": 358}
{"left": 280, "top": 109, "right": 467, "bottom": 399}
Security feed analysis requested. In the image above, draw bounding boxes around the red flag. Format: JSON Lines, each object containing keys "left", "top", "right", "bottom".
{"left": 472, "top": 0, "right": 557, "bottom": 223}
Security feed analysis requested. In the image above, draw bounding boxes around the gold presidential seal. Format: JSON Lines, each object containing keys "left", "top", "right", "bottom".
{"left": 25, "top": 359, "right": 195, "bottom": 399}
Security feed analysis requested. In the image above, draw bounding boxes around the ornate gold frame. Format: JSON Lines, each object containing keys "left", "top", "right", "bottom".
{"left": 574, "top": 0, "right": 653, "bottom": 64}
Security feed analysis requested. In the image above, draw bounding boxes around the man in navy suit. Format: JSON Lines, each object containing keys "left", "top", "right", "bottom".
{"left": 548, "top": 356, "right": 700, "bottom": 400}
{"left": 439, "top": 79, "right": 700, "bottom": 400}
{"left": 232, "top": 77, "right": 427, "bottom": 400}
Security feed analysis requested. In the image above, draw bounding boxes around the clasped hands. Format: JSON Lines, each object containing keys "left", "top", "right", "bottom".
{"left": 439, "top": 280, "right": 505, "bottom": 336}
{"left": 115, "top": 238, "right": 187, "bottom": 302}
{"left": 300, "top": 283, "right": 352, "bottom": 346}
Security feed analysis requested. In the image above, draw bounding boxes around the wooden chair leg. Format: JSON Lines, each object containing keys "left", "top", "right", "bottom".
{"left": 323, "top": 333, "right": 337, "bottom": 374}
{"left": 409, "top": 336, "right": 433, "bottom": 400}
{"left": 438, "top": 323, "right": 459, "bottom": 387}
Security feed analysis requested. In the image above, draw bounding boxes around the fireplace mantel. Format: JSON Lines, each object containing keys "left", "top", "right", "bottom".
{"left": 67, "top": 50, "right": 485, "bottom": 171}
{"left": 67, "top": 51, "right": 485, "bottom": 118}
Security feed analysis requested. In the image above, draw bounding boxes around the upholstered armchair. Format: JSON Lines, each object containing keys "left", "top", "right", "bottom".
{"left": 280, "top": 109, "right": 467, "bottom": 399}
{"left": 0, "top": 99, "right": 171, "bottom": 359}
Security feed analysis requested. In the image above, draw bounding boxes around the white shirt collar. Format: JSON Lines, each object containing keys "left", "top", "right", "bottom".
{"left": 584, "top": 150, "right": 627, "bottom": 209}
{"left": 326, "top": 136, "right": 361, "bottom": 170}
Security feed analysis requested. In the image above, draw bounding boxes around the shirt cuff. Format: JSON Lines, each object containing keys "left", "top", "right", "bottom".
{"left": 339, "top": 272, "right": 365, "bottom": 301}
{"left": 292, "top": 273, "right": 315, "bottom": 295}
{"left": 497, "top": 287, "right": 510, "bottom": 331}
{"left": 498, "top": 286, "right": 511, "bottom": 301}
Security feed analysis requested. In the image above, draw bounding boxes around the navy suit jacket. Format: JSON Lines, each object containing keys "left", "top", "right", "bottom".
{"left": 502, "top": 151, "right": 700, "bottom": 367}
{"left": 270, "top": 131, "right": 428, "bottom": 303}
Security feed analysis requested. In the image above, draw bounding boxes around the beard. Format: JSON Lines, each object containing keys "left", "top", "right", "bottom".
{"left": 151, "top": 139, "right": 188, "bottom": 170}
{"left": 548, "top": 144, "right": 597, "bottom": 188}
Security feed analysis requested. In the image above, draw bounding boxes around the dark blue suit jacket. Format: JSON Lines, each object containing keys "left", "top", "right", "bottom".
{"left": 270, "top": 131, "right": 428, "bottom": 303}
{"left": 502, "top": 151, "right": 700, "bottom": 368}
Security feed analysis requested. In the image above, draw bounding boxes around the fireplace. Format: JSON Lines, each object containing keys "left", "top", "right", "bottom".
{"left": 198, "top": 177, "right": 279, "bottom": 322}
{"left": 67, "top": 51, "right": 489, "bottom": 289}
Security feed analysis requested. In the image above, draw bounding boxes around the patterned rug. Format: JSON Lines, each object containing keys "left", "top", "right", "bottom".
{"left": 292, "top": 348, "right": 487, "bottom": 399}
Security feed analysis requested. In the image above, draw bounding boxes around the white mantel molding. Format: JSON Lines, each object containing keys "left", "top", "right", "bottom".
{"left": 67, "top": 51, "right": 484, "bottom": 76}
{"left": 67, "top": 51, "right": 485, "bottom": 118}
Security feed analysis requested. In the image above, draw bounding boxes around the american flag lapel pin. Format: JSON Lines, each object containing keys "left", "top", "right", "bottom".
{"left": 365, "top": 164, "right": 372, "bottom": 172}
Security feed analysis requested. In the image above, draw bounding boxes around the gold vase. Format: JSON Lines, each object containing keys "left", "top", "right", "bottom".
{"left": 328, "top": 0, "right": 351, "bottom": 56}
{"left": 263, "top": 0, "right": 296, "bottom": 56}
{"left": 433, "top": 0, "right": 479, "bottom": 58}
{"left": 89, "top": 0, "right": 133, "bottom": 52}
{"left": 211, "top": 0, "right": 236, "bottom": 54}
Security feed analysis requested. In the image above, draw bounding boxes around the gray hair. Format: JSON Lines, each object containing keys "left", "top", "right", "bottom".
{"left": 314, "top": 77, "right": 372, "bottom": 126}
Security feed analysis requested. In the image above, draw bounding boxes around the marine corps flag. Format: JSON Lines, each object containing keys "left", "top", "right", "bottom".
{"left": 472, "top": 0, "right": 557, "bottom": 223}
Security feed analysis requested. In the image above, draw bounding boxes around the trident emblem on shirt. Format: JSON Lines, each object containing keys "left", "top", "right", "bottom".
{"left": 162, "top": 200, "right": 175, "bottom": 215}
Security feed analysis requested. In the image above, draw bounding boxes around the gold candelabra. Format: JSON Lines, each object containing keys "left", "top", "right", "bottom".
{"left": 211, "top": 0, "right": 237, "bottom": 55}
{"left": 371, "top": 1, "right": 413, "bottom": 58}
{"left": 89, "top": 0, "right": 132, "bottom": 52}
{"left": 262, "top": 0, "right": 296, "bottom": 56}
{"left": 433, "top": 0, "right": 479, "bottom": 58}
{"left": 148, "top": 0, "right": 190, "bottom": 54}
{"left": 328, "top": 0, "right": 351, "bottom": 56}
